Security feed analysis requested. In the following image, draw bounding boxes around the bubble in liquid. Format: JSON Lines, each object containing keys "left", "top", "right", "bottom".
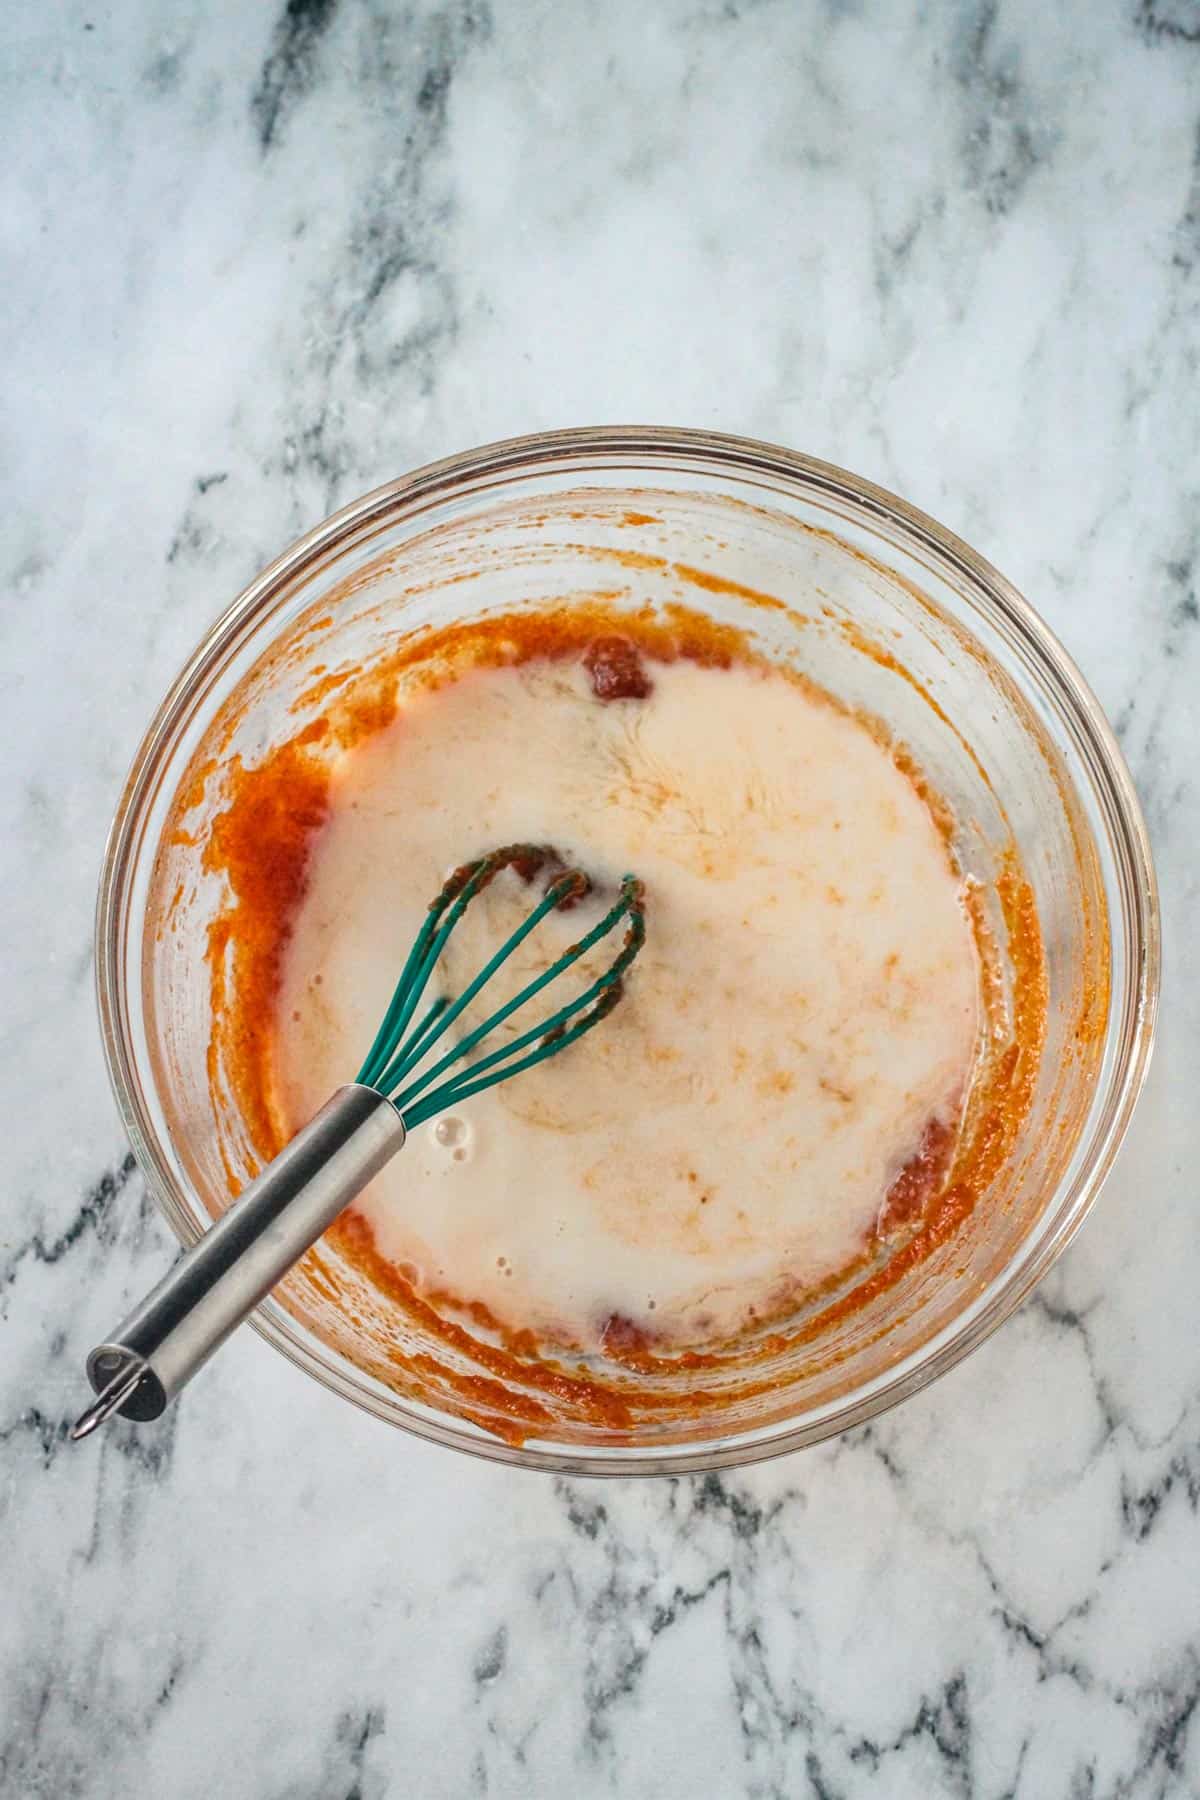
{"left": 452, "top": 1146, "right": 468, "bottom": 1163}
{"left": 434, "top": 1115, "right": 466, "bottom": 1147}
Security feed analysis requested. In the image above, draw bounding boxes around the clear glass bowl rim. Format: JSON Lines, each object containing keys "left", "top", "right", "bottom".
{"left": 95, "top": 425, "right": 1160, "bottom": 1475}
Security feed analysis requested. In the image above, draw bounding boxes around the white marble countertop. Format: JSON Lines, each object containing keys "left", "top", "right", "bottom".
{"left": 3, "top": 2, "right": 1197, "bottom": 1795}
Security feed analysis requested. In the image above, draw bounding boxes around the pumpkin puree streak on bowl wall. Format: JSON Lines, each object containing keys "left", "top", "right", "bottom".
{"left": 166, "top": 601, "right": 1046, "bottom": 1445}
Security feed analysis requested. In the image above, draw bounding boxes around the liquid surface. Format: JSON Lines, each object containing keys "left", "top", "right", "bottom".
{"left": 273, "top": 651, "right": 981, "bottom": 1352}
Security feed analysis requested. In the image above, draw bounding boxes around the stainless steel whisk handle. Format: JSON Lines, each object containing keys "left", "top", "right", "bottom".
{"left": 72, "top": 1085, "right": 406, "bottom": 1437}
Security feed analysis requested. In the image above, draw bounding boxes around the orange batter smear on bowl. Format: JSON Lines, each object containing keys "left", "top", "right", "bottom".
{"left": 168, "top": 600, "right": 1046, "bottom": 1445}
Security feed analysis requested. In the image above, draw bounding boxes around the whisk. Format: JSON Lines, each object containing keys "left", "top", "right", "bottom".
{"left": 72, "top": 845, "right": 645, "bottom": 1438}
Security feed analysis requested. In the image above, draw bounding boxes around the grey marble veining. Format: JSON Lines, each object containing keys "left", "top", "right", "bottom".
{"left": 2, "top": 1, "right": 1197, "bottom": 1795}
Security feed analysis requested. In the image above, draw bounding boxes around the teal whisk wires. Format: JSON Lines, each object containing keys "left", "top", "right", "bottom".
{"left": 355, "top": 843, "right": 646, "bottom": 1129}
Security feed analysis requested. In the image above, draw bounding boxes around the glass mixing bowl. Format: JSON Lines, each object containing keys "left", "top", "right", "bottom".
{"left": 97, "top": 427, "right": 1158, "bottom": 1473}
